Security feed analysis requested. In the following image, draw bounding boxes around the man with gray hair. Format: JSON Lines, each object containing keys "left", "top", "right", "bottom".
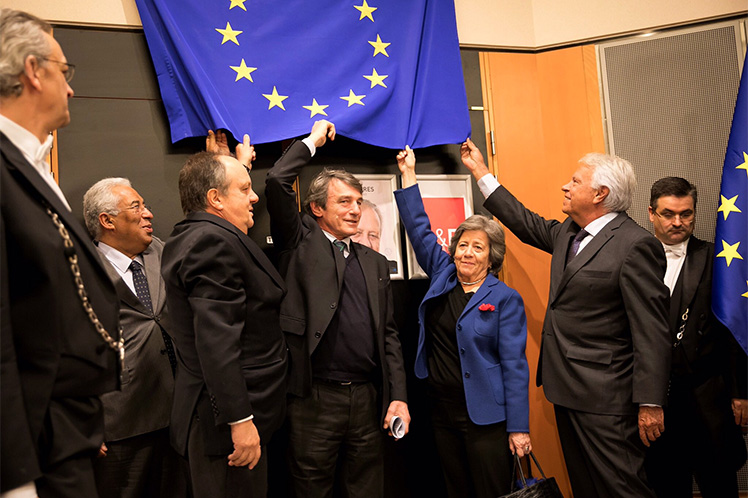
{"left": 1, "top": 9, "right": 121, "bottom": 497}
{"left": 460, "top": 139, "right": 671, "bottom": 498}
{"left": 266, "top": 120, "right": 409, "bottom": 498}
{"left": 83, "top": 178, "right": 187, "bottom": 497}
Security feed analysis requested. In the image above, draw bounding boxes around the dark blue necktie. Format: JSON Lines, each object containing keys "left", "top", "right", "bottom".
{"left": 567, "top": 229, "right": 589, "bottom": 264}
{"left": 130, "top": 260, "right": 177, "bottom": 373}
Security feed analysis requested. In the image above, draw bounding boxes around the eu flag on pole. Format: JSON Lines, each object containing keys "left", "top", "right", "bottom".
{"left": 713, "top": 59, "right": 748, "bottom": 355}
{"left": 134, "top": 0, "right": 470, "bottom": 149}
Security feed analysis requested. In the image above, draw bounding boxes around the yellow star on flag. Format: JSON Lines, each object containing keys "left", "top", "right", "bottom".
{"left": 302, "top": 99, "right": 329, "bottom": 118}
{"left": 737, "top": 151, "right": 748, "bottom": 177}
{"left": 230, "top": 59, "right": 257, "bottom": 82}
{"left": 354, "top": 0, "right": 377, "bottom": 22}
{"left": 229, "top": 0, "right": 247, "bottom": 11}
{"left": 716, "top": 240, "right": 743, "bottom": 267}
{"left": 368, "top": 35, "right": 390, "bottom": 57}
{"left": 743, "top": 281, "right": 748, "bottom": 299}
{"left": 216, "top": 22, "right": 243, "bottom": 45}
{"left": 340, "top": 90, "right": 366, "bottom": 107}
{"left": 263, "top": 86, "right": 288, "bottom": 110}
{"left": 717, "top": 194, "right": 742, "bottom": 221}
{"left": 363, "top": 68, "right": 388, "bottom": 88}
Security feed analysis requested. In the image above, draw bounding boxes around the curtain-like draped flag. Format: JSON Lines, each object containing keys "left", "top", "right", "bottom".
{"left": 713, "top": 59, "right": 748, "bottom": 354}
{"left": 134, "top": 0, "right": 471, "bottom": 149}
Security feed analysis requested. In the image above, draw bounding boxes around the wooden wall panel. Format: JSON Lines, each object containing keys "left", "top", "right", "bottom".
{"left": 480, "top": 46, "right": 605, "bottom": 498}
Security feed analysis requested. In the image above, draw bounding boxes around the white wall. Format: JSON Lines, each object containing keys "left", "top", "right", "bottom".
{"left": 4, "top": 0, "right": 746, "bottom": 49}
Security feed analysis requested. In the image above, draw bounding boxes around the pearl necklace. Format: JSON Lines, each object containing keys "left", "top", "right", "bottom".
{"left": 458, "top": 274, "right": 487, "bottom": 286}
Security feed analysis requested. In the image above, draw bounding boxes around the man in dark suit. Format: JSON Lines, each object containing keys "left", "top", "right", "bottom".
{"left": 460, "top": 139, "right": 671, "bottom": 498}
{"left": 265, "top": 120, "right": 410, "bottom": 498}
{"left": 644, "top": 177, "right": 747, "bottom": 498}
{"left": 161, "top": 151, "right": 288, "bottom": 498}
{"left": 82, "top": 178, "right": 187, "bottom": 497}
{"left": 0, "top": 9, "right": 121, "bottom": 498}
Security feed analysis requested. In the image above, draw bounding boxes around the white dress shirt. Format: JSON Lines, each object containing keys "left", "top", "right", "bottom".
{"left": 97, "top": 241, "right": 143, "bottom": 295}
{"left": 476, "top": 172, "right": 618, "bottom": 253}
{"left": 0, "top": 114, "right": 70, "bottom": 211}
{"left": 661, "top": 239, "right": 688, "bottom": 295}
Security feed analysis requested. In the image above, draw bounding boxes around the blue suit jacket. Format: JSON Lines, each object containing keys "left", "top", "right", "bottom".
{"left": 395, "top": 185, "right": 529, "bottom": 431}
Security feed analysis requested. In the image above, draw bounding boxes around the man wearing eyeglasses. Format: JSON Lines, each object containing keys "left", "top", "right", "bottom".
{"left": 0, "top": 8, "right": 121, "bottom": 498}
{"left": 82, "top": 178, "right": 188, "bottom": 498}
{"left": 644, "top": 177, "right": 747, "bottom": 498}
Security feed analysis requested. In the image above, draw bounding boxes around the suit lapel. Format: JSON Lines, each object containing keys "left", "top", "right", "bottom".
{"left": 142, "top": 243, "right": 163, "bottom": 313}
{"left": 355, "top": 244, "right": 381, "bottom": 333}
{"left": 553, "top": 213, "right": 626, "bottom": 302}
{"left": 461, "top": 275, "right": 498, "bottom": 316}
{"left": 188, "top": 212, "right": 286, "bottom": 292}
{"left": 674, "top": 238, "right": 708, "bottom": 314}
{"left": 1, "top": 133, "right": 105, "bottom": 271}
{"left": 97, "top": 246, "right": 151, "bottom": 315}
{"left": 550, "top": 224, "right": 578, "bottom": 300}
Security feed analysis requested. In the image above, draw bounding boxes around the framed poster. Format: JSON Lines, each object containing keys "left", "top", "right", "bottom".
{"left": 353, "top": 174, "right": 404, "bottom": 280}
{"left": 402, "top": 175, "right": 474, "bottom": 279}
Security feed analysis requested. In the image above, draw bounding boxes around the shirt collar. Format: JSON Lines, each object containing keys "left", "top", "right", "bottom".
{"left": 98, "top": 241, "right": 143, "bottom": 272}
{"left": 582, "top": 212, "right": 619, "bottom": 237}
{"left": 662, "top": 238, "right": 689, "bottom": 258}
{"left": 321, "top": 230, "right": 351, "bottom": 250}
{"left": 0, "top": 113, "right": 53, "bottom": 174}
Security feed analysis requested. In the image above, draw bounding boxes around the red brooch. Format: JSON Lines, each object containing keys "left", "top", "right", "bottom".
{"left": 478, "top": 303, "right": 495, "bottom": 312}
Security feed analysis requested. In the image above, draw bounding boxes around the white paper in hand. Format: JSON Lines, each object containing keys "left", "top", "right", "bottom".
{"left": 390, "top": 415, "right": 405, "bottom": 439}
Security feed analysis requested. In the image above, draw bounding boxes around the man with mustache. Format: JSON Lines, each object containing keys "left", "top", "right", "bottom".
{"left": 644, "top": 176, "right": 747, "bottom": 498}
{"left": 83, "top": 178, "right": 187, "bottom": 498}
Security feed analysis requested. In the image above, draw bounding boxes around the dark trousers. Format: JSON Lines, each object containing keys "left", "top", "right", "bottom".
{"left": 554, "top": 405, "right": 654, "bottom": 498}
{"left": 286, "top": 381, "right": 383, "bottom": 498}
{"left": 186, "top": 413, "right": 268, "bottom": 498}
{"left": 93, "top": 428, "right": 188, "bottom": 498}
{"left": 645, "top": 378, "right": 744, "bottom": 498}
{"left": 36, "top": 397, "right": 103, "bottom": 498}
{"left": 429, "top": 394, "right": 512, "bottom": 498}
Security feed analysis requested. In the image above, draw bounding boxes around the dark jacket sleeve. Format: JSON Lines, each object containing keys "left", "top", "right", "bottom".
{"left": 177, "top": 231, "right": 254, "bottom": 425}
{"left": 265, "top": 140, "right": 313, "bottom": 252}
{"left": 484, "top": 185, "right": 563, "bottom": 254}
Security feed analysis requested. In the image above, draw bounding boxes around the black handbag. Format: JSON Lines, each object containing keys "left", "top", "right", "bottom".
{"left": 498, "top": 451, "right": 564, "bottom": 498}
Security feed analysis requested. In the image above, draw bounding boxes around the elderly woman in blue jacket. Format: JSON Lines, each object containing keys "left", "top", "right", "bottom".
{"left": 394, "top": 147, "right": 531, "bottom": 498}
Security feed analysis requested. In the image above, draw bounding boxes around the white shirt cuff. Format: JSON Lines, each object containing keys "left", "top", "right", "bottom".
{"left": 476, "top": 173, "right": 500, "bottom": 199}
{"left": 228, "top": 414, "right": 254, "bottom": 425}
{"left": 301, "top": 137, "right": 316, "bottom": 157}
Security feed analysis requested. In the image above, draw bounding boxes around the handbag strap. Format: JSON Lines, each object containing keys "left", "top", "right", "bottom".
{"left": 527, "top": 451, "right": 548, "bottom": 479}
{"left": 511, "top": 454, "right": 528, "bottom": 490}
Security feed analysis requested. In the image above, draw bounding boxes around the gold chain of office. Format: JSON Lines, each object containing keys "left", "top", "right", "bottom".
{"left": 46, "top": 208, "right": 125, "bottom": 362}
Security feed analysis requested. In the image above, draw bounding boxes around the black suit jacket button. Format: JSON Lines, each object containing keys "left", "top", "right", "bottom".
{"left": 460, "top": 348, "right": 466, "bottom": 355}
{"left": 464, "top": 372, "right": 471, "bottom": 378}
{"left": 457, "top": 324, "right": 462, "bottom": 331}
{"left": 330, "top": 302, "right": 337, "bottom": 309}
{"left": 314, "top": 331, "right": 321, "bottom": 339}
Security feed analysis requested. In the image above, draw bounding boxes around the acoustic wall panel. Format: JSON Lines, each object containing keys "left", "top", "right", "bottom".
{"left": 598, "top": 20, "right": 745, "bottom": 241}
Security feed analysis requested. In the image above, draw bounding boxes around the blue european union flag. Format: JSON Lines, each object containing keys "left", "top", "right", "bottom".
{"left": 713, "top": 58, "right": 748, "bottom": 354}
{"left": 134, "top": 0, "right": 470, "bottom": 149}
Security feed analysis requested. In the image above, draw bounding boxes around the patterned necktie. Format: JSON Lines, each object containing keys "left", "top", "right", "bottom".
{"left": 566, "top": 229, "right": 589, "bottom": 264}
{"left": 129, "top": 260, "right": 177, "bottom": 374}
{"left": 333, "top": 239, "right": 347, "bottom": 256}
